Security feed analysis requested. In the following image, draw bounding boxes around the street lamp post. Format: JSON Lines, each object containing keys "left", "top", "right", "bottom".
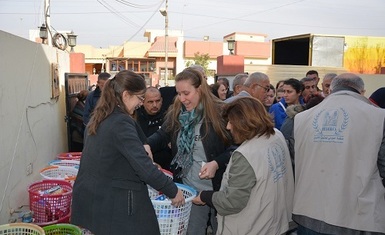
{"left": 101, "top": 54, "right": 106, "bottom": 73}
{"left": 160, "top": 0, "right": 168, "bottom": 86}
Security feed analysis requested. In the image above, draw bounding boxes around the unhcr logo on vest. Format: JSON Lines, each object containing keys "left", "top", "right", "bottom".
{"left": 312, "top": 108, "right": 349, "bottom": 143}
{"left": 267, "top": 142, "right": 287, "bottom": 183}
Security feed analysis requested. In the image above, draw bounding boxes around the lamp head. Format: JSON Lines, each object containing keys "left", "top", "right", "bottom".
{"left": 227, "top": 39, "right": 235, "bottom": 55}
{"left": 39, "top": 24, "right": 48, "bottom": 41}
{"left": 67, "top": 31, "right": 77, "bottom": 52}
{"left": 159, "top": 9, "right": 167, "bottom": 16}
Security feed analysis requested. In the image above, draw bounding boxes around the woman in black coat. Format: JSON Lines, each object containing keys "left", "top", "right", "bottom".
{"left": 71, "top": 70, "right": 184, "bottom": 235}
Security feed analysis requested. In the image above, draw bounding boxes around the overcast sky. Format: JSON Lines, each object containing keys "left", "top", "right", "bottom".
{"left": 1, "top": 0, "right": 385, "bottom": 48}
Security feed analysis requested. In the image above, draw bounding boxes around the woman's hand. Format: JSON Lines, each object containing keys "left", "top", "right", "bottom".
{"left": 143, "top": 144, "right": 153, "bottom": 161}
{"left": 192, "top": 192, "right": 206, "bottom": 206}
{"left": 153, "top": 162, "right": 162, "bottom": 170}
{"left": 171, "top": 189, "right": 185, "bottom": 207}
{"left": 199, "top": 160, "right": 218, "bottom": 180}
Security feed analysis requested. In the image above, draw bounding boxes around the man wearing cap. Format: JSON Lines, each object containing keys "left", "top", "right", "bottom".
{"left": 369, "top": 87, "right": 385, "bottom": 108}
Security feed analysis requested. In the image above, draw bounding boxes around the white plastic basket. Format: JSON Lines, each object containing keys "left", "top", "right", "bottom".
{"left": 48, "top": 160, "right": 80, "bottom": 169}
{"left": 40, "top": 166, "right": 78, "bottom": 184}
{"left": 149, "top": 183, "right": 197, "bottom": 235}
{"left": 148, "top": 169, "right": 173, "bottom": 199}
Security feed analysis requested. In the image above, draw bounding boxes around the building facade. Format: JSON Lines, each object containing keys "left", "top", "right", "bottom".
{"left": 75, "top": 30, "right": 272, "bottom": 86}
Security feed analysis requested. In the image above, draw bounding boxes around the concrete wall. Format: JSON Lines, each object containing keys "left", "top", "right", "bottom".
{"left": 359, "top": 74, "right": 385, "bottom": 98}
{"left": 0, "top": 30, "right": 70, "bottom": 223}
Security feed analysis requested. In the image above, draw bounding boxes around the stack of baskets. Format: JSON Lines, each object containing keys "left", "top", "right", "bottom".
{"left": 148, "top": 170, "right": 196, "bottom": 235}
{"left": 40, "top": 152, "right": 81, "bottom": 185}
{"left": 25, "top": 152, "right": 81, "bottom": 227}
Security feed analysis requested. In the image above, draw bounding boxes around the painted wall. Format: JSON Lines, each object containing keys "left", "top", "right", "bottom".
{"left": 344, "top": 36, "right": 385, "bottom": 74}
{"left": 0, "top": 30, "right": 69, "bottom": 223}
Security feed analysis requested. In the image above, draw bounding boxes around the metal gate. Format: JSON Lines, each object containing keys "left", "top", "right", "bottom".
{"left": 64, "top": 73, "right": 88, "bottom": 151}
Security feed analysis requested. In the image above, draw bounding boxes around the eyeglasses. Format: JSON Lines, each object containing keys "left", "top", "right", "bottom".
{"left": 136, "top": 95, "right": 145, "bottom": 102}
{"left": 254, "top": 83, "right": 270, "bottom": 92}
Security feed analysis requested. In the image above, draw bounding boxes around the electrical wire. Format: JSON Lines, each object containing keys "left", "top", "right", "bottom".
{"left": 114, "top": 0, "right": 162, "bottom": 9}
{"left": 97, "top": 0, "right": 141, "bottom": 28}
{"left": 183, "top": 0, "right": 308, "bottom": 32}
{"left": 101, "top": 0, "right": 164, "bottom": 52}
{"left": 125, "top": 0, "right": 164, "bottom": 42}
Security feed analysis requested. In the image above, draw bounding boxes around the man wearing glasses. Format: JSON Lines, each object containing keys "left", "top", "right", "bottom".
{"left": 225, "top": 72, "right": 270, "bottom": 103}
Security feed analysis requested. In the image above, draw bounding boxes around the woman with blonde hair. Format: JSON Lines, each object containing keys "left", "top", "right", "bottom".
{"left": 148, "top": 67, "right": 232, "bottom": 234}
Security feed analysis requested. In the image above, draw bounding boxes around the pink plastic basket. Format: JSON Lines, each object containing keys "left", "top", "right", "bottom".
{"left": 28, "top": 180, "right": 72, "bottom": 226}
{"left": 57, "top": 152, "right": 82, "bottom": 160}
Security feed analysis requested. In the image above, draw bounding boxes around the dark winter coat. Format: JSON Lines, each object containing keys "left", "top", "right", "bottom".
{"left": 136, "top": 107, "right": 173, "bottom": 170}
{"left": 83, "top": 86, "right": 102, "bottom": 125}
{"left": 71, "top": 108, "right": 178, "bottom": 235}
{"left": 147, "top": 117, "right": 231, "bottom": 191}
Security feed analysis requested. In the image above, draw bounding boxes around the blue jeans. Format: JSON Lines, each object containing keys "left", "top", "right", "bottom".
{"left": 186, "top": 204, "right": 217, "bottom": 235}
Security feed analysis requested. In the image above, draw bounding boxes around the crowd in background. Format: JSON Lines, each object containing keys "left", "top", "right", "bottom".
{"left": 70, "top": 66, "right": 385, "bottom": 235}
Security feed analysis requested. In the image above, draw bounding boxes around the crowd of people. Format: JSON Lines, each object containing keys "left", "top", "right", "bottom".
{"left": 70, "top": 66, "right": 385, "bottom": 235}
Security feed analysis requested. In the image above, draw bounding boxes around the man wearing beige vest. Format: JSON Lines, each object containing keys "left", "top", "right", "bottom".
{"left": 293, "top": 73, "right": 385, "bottom": 234}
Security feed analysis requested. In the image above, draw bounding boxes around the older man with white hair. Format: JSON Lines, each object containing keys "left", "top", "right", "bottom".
{"left": 225, "top": 72, "right": 270, "bottom": 103}
{"left": 293, "top": 73, "right": 385, "bottom": 234}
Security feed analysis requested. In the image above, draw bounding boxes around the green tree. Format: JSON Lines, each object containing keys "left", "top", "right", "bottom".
{"left": 185, "top": 52, "right": 214, "bottom": 77}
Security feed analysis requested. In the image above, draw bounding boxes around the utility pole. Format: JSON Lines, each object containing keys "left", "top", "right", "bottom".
{"left": 160, "top": 0, "right": 169, "bottom": 86}
{"left": 44, "top": 0, "right": 52, "bottom": 46}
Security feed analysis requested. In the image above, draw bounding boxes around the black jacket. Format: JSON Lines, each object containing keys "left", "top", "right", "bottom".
{"left": 147, "top": 117, "right": 231, "bottom": 191}
{"left": 136, "top": 107, "right": 173, "bottom": 170}
{"left": 71, "top": 108, "right": 177, "bottom": 235}
{"left": 83, "top": 86, "right": 102, "bottom": 125}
